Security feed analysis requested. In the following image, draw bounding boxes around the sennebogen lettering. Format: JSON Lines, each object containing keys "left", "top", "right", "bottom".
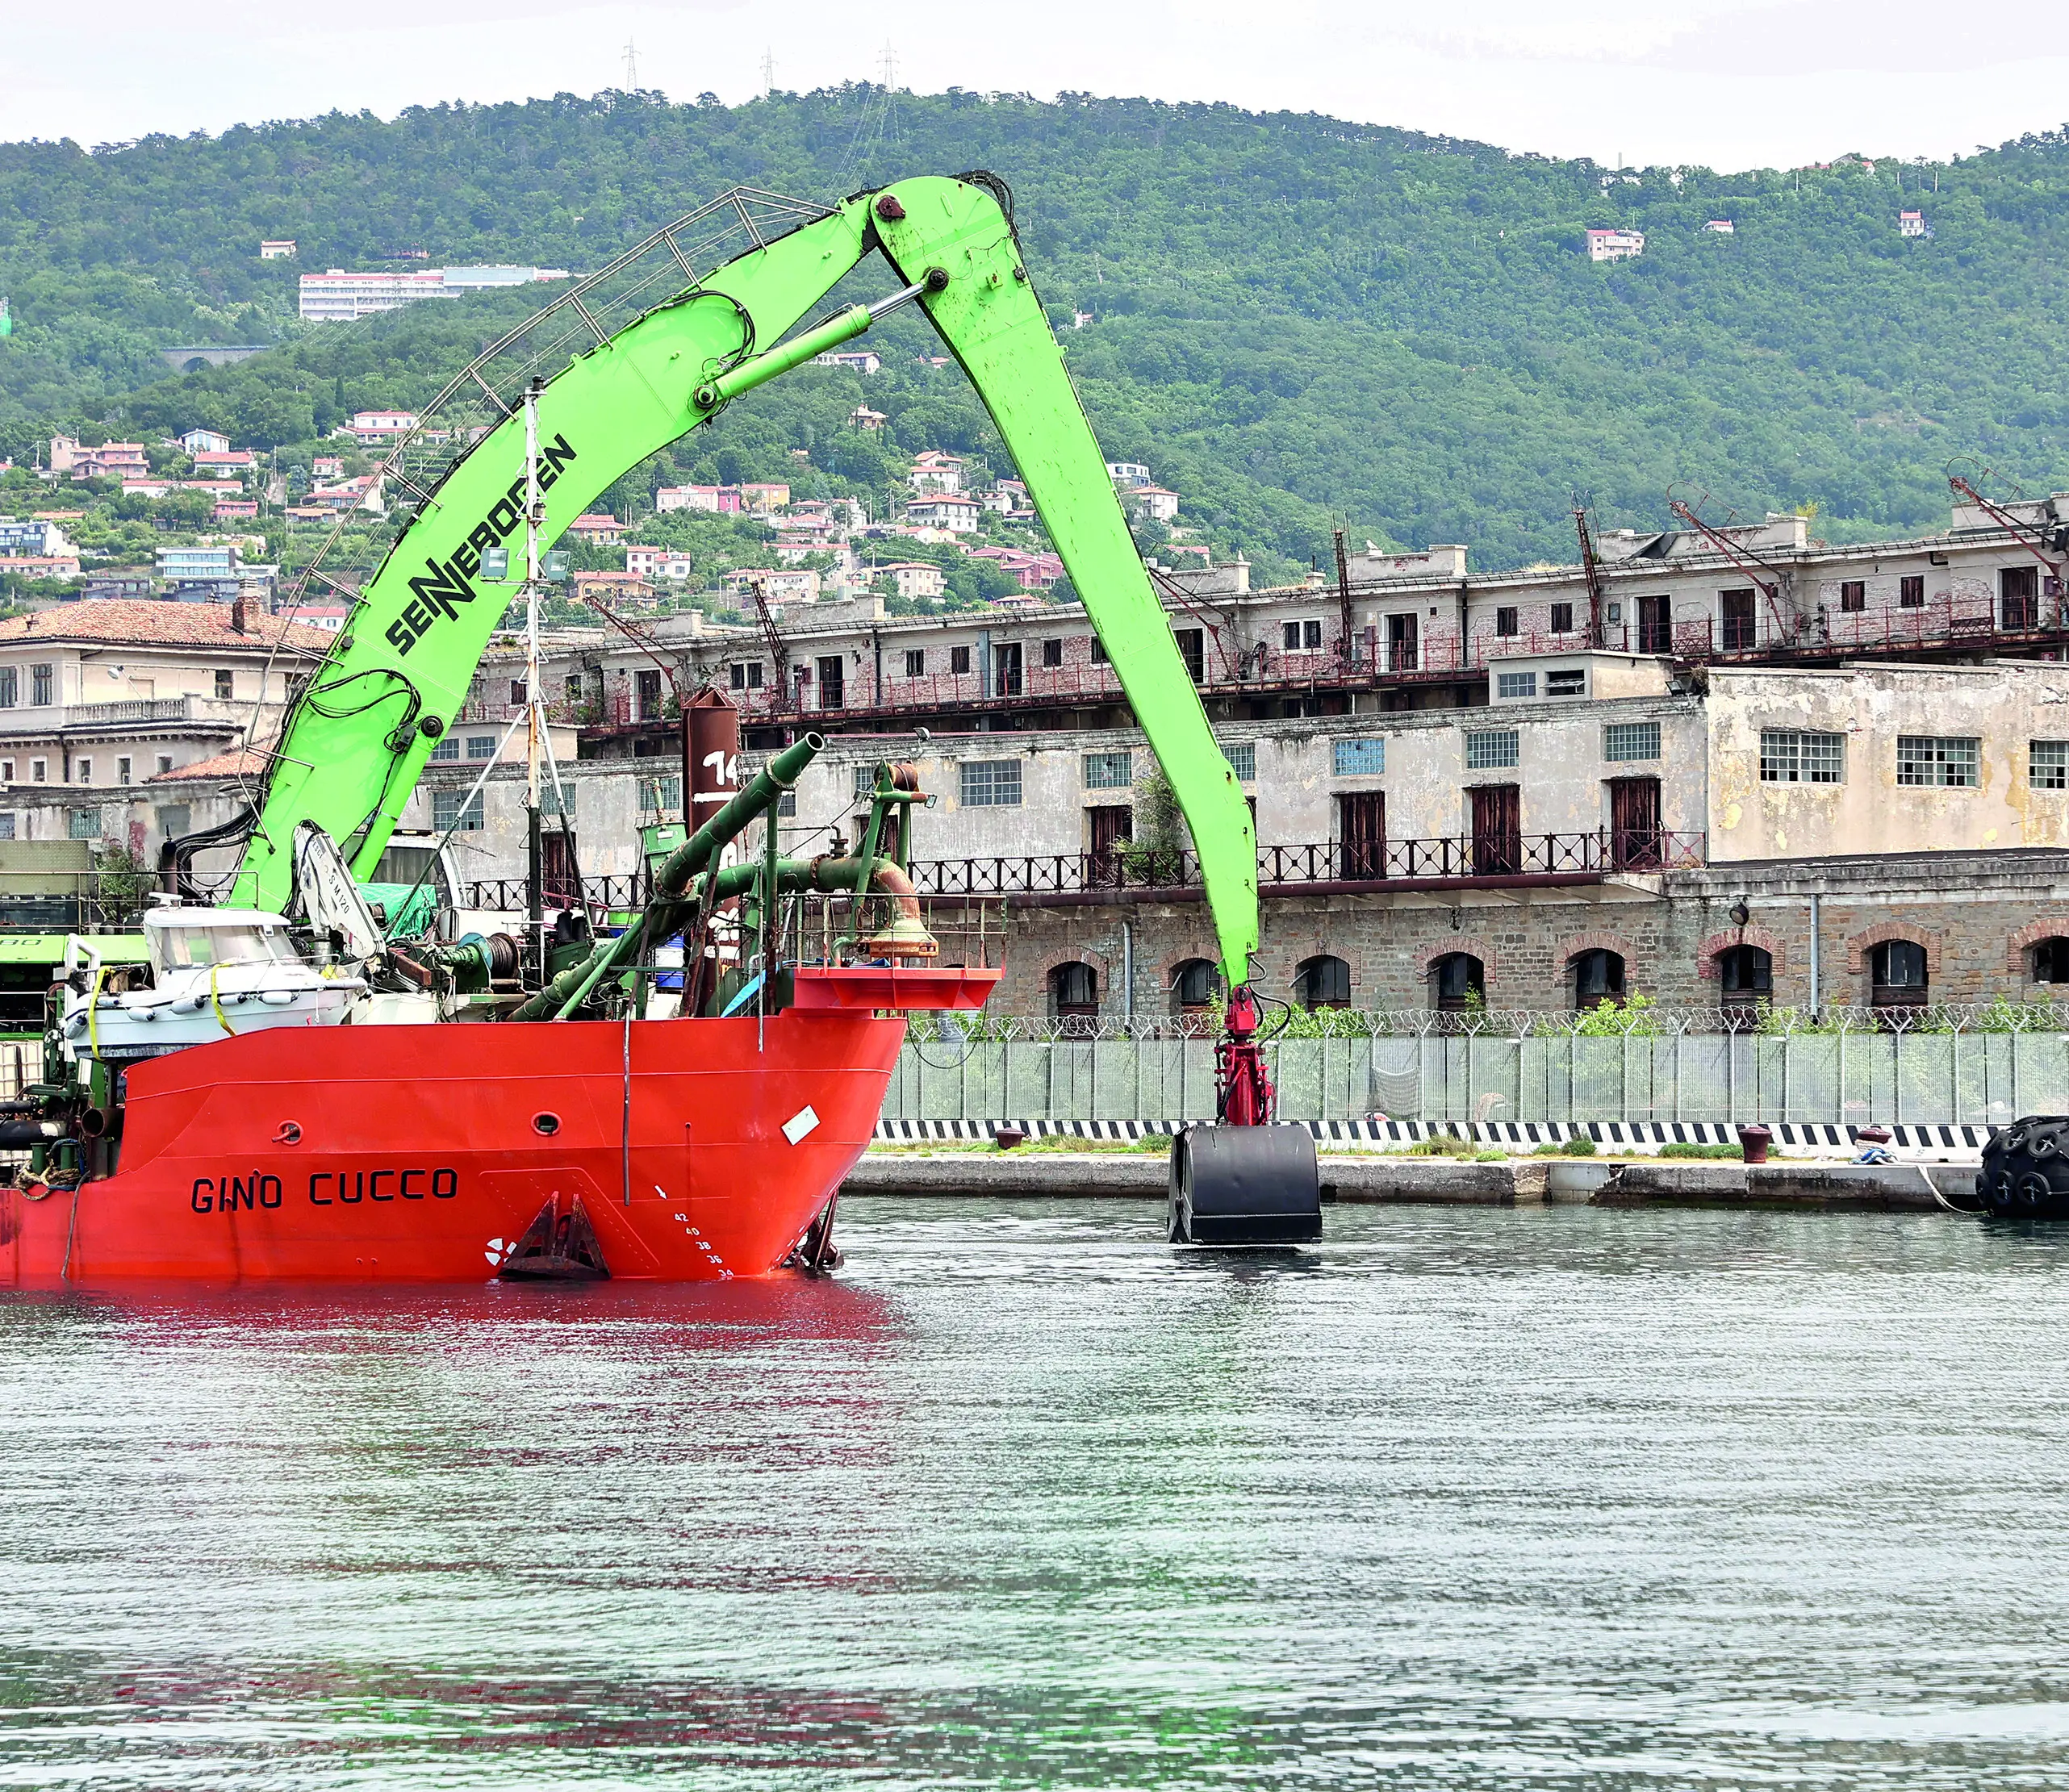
{"left": 386, "top": 433, "right": 577, "bottom": 656}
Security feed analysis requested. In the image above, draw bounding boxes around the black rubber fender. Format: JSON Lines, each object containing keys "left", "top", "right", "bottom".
{"left": 1169, "top": 1123, "right": 1322, "bottom": 1246}
{"left": 1975, "top": 1115, "right": 2069, "bottom": 1219}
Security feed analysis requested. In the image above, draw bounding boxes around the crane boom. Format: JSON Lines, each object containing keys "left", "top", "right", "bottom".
{"left": 230, "top": 176, "right": 1260, "bottom": 984}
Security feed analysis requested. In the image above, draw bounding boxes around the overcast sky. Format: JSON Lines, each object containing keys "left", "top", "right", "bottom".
{"left": 4, "top": 0, "right": 2066, "bottom": 171}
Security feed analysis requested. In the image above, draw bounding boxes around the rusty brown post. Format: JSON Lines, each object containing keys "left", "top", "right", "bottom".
{"left": 682, "top": 687, "right": 742, "bottom": 1013}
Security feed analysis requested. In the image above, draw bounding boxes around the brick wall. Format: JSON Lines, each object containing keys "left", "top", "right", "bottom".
{"left": 988, "top": 849, "right": 2069, "bottom": 1017}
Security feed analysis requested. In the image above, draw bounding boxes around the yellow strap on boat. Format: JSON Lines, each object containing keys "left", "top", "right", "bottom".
{"left": 210, "top": 964, "right": 234, "bottom": 1036}
{"left": 86, "top": 962, "right": 107, "bottom": 1059}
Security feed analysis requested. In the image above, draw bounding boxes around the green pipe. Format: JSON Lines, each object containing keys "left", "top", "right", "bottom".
{"left": 508, "top": 733, "right": 824, "bottom": 1022}
{"left": 655, "top": 733, "right": 821, "bottom": 896}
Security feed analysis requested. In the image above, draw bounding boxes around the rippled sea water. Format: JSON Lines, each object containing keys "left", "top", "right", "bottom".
{"left": 3, "top": 1199, "right": 2068, "bottom": 1789}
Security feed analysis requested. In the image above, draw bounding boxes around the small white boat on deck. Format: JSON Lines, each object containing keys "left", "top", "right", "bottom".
{"left": 63, "top": 909, "right": 364, "bottom": 1061}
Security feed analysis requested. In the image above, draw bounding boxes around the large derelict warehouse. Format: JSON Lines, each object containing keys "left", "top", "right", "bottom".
{"left": 23, "top": 491, "right": 2069, "bottom": 1021}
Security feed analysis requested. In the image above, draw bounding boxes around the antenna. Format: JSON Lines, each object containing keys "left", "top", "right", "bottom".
{"left": 761, "top": 47, "right": 775, "bottom": 95}
{"left": 623, "top": 37, "right": 638, "bottom": 88}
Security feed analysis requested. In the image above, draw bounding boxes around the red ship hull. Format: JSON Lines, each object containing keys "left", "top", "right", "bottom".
{"left": 0, "top": 1008, "right": 910, "bottom": 1285}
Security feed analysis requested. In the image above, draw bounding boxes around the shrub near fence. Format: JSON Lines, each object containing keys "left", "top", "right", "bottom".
{"left": 883, "top": 1007, "right": 2069, "bottom": 1126}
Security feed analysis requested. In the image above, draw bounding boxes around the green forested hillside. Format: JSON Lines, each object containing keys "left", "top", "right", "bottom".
{"left": 4, "top": 89, "right": 2068, "bottom": 570}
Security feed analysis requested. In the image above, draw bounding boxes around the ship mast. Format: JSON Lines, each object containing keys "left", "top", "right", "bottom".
{"left": 522, "top": 378, "right": 544, "bottom": 968}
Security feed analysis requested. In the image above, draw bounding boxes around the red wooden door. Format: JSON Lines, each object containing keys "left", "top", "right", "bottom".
{"left": 1608, "top": 776, "right": 1662, "bottom": 869}
{"left": 1338, "top": 791, "right": 1386, "bottom": 879}
{"left": 1469, "top": 784, "right": 1520, "bottom": 875}
{"left": 1088, "top": 804, "right": 1133, "bottom": 883}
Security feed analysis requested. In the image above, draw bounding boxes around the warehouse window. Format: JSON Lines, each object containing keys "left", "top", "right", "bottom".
{"left": 215, "top": 670, "right": 234, "bottom": 700}
{"left": 430, "top": 736, "right": 460, "bottom": 762}
{"left": 1840, "top": 579, "right": 1866, "bottom": 613}
{"left": 1496, "top": 671, "right": 1537, "bottom": 700}
{"left": 1432, "top": 952, "right": 1484, "bottom": 1011}
{"left": 1294, "top": 954, "right": 1352, "bottom": 1009}
{"left": 1759, "top": 730, "right": 1844, "bottom": 784}
{"left": 1546, "top": 668, "right": 1586, "bottom": 697}
{"left": 1464, "top": 729, "right": 1519, "bottom": 771}
{"left": 69, "top": 808, "right": 101, "bottom": 840}
{"left": 1871, "top": 940, "right": 1929, "bottom": 1008}
{"left": 1083, "top": 750, "right": 1133, "bottom": 790}
{"left": 1050, "top": 962, "right": 1099, "bottom": 1019}
{"left": 433, "top": 789, "right": 484, "bottom": 832}
{"left": 1572, "top": 948, "right": 1625, "bottom": 1009}
{"left": 904, "top": 650, "right": 925, "bottom": 678}
{"left": 1043, "top": 637, "right": 1063, "bottom": 667}
{"left": 1282, "top": 619, "right": 1323, "bottom": 650}
{"left": 1900, "top": 574, "right": 1925, "bottom": 608}
{"left": 31, "top": 665, "right": 51, "bottom": 706}
{"left": 959, "top": 760, "right": 1022, "bottom": 808}
{"left": 730, "top": 661, "right": 763, "bottom": 690}
{"left": 1224, "top": 742, "right": 1256, "bottom": 782}
{"left": 1494, "top": 607, "right": 1519, "bottom": 637}
{"left": 951, "top": 645, "right": 972, "bottom": 675}
{"left": 2033, "top": 741, "right": 2069, "bottom": 791}
{"left": 1333, "top": 739, "right": 1386, "bottom": 776}
{"left": 0, "top": 667, "right": 14, "bottom": 708}
{"left": 467, "top": 735, "right": 496, "bottom": 761}
{"left": 1897, "top": 735, "right": 1979, "bottom": 788}
{"left": 0, "top": 815, "right": 13, "bottom": 841}
{"left": 1604, "top": 722, "right": 1661, "bottom": 762}
{"left": 1550, "top": 601, "right": 1575, "bottom": 634}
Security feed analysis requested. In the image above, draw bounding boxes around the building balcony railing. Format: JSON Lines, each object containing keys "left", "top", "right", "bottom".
{"left": 518, "top": 589, "right": 2069, "bottom": 739}
{"left": 0, "top": 695, "right": 240, "bottom": 734}
{"left": 449, "top": 832, "right": 1703, "bottom": 919}
{"left": 910, "top": 831, "right": 1704, "bottom": 896}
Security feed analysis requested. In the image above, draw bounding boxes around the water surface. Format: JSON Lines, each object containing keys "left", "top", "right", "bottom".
{"left": 3, "top": 1200, "right": 2066, "bottom": 1788}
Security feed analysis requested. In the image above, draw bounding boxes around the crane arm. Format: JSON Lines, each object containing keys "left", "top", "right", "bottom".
{"left": 231, "top": 176, "right": 1258, "bottom": 986}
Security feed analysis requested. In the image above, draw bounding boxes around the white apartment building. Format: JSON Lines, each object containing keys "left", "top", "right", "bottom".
{"left": 299, "top": 265, "right": 566, "bottom": 323}
{"left": 0, "top": 600, "right": 332, "bottom": 838}
{"left": 905, "top": 496, "right": 981, "bottom": 533}
{"left": 1586, "top": 228, "right": 1646, "bottom": 262}
{"left": 907, "top": 453, "right": 964, "bottom": 497}
{"left": 299, "top": 269, "right": 454, "bottom": 324}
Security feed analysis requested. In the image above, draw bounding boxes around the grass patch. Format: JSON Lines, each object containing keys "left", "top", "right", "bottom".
{"left": 1560, "top": 1135, "right": 1599, "bottom": 1157}
{"left": 1657, "top": 1141, "right": 1745, "bottom": 1159}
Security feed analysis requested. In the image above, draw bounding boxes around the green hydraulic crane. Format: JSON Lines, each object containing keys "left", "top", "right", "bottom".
{"left": 230, "top": 175, "right": 1259, "bottom": 988}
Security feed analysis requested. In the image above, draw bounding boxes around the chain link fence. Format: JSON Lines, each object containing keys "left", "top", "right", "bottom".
{"left": 885, "top": 1006, "right": 2069, "bottom": 1127}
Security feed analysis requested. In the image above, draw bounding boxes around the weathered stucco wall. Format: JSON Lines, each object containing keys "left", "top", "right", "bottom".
{"left": 1706, "top": 663, "right": 2069, "bottom": 863}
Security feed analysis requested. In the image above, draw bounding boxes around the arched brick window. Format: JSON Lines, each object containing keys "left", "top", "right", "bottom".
{"left": 1294, "top": 954, "right": 1352, "bottom": 1010}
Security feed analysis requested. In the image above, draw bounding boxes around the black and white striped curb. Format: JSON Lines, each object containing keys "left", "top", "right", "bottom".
{"left": 872, "top": 1117, "right": 1997, "bottom": 1158}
